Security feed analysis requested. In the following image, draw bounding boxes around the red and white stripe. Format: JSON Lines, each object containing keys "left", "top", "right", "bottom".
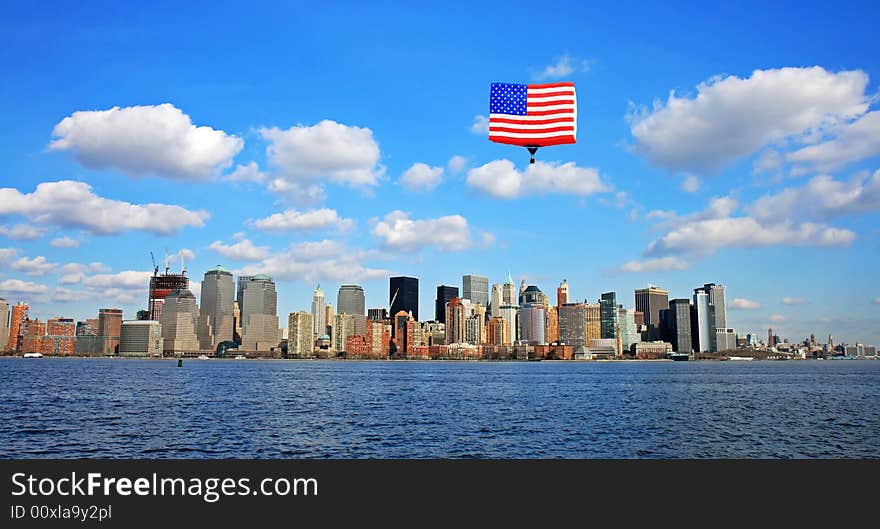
{"left": 489, "top": 82, "right": 577, "bottom": 147}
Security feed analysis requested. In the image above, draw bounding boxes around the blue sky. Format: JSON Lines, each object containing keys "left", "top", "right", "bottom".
{"left": 1, "top": 1, "right": 878, "bottom": 345}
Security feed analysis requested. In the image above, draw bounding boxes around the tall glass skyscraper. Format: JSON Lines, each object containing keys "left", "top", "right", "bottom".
{"left": 600, "top": 291, "right": 618, "bottom": 339}
{"left": 200, "top": 265, "right": 234, "bottom": 348}
{"left": 435, "top": 285, "right": 459, "bottom": 323}
{"left": 462, "top": 274, "right": 489, "bottom": 308}
{"left": 389, "top": 276, "right": 419, "bottom": 323}
{"left": 240, "top": 275, "right": 278, "bottom": 350}
{"left": 337, "top": 284, "right": 365, "bottom": 316}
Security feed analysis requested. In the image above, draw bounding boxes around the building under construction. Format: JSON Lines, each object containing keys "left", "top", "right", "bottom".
{"left": 147, "top": 252, "right": 189, "bottom": 321}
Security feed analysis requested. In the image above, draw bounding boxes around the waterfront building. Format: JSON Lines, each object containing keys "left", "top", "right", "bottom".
{"left": 389, "top": 276, "right": 419, "bottom": 326}
{"left": 311, "top": 284, "right": 326, "bottom": 337}
{"left": 288, "top": 312, "right": 314, "bottom": 358}
{"left": 715, "top": 328, "right": 737, "bottom": 352}
{"left": 97, "top": 308, "right": 123, "bottom": 356}
{"left": 20, "top": 319, "right": 46, "bottom": 353}
{"left": 0, "top": 298, "right": 9, "bottom": 352}
{"left": 337, "top": 284, "right": 365, "bottom": 316}
{"left": 519, "top": 302, "right": 546, "bottom": 345}
{"left": 45, "top": 318, "right": 75, "bottom": 356}
{"left": 324, "top": 304, "right": 334, "bottom": 336}
{"left": 160, "top": 289, "right": 200, "bottom": 352}
{"left": 119, "top": 320, "right": 162, "bottom": 357}
{"left": 6, "top": 301, "right": 27, "bottom": 352}
{"left": 600, "top": 292, "right": 618, "bottom": 339}
{"left": 497, "top": 304, "right": 518, "bottom": 345}
{"left": 436, "top": 285, "right": 459, "bottom": 323}
{"left": 487, "top": 317, "right": 509, "bottom": 346}
{"left": 584, "top": 303, "right": 601, "bottom": 341}
{"left": 635, "top": 286, "right": 669, "bottom": 340}
{"left": 464, "top": 314, "right": 484, "bottom": 345}
{"left": 661, "top": 299, "right": 693, "bottom": 353}
{"left": 559, "top": 303, "right": 587, "bottom": 348}
{"left": 501, "top": 273, "right": 516, "bottom": 305}
{"left": 393, "top": 310, "right": 418, "bottom": 356}
{"left": 633, "top": 341, "right": 673, "bottom": 359}
{"left": 199, "top": 265, "right": 234, "bottom": 349}
{"left": 240, "top": 275, "right": 279, "bottom": 351}
{"left": 618, "top": 307, "right": 641, "bottom": 354}
{"left": 332, "top": 313, "right": 358, "bottom": 354}
{"left": 366, "top": 319, "right": 392, "bottom": 358}
{"left": 462, "top": 274, "right": 489, "bottom": 309}
{"left": 546, "top": 306, "right": 559, "bottom": 344}
{"left": 148, "top": 268, "right": 188, "bottom": 322}
{"left": 694, "top": 283, "right": 729, "bottom": 351}
{"left": 444, "top": 297, "right": 465, "bottom": 344}
{"left": 557, "top": 279, "right": 569, "bottom": 307}
{"left": 692, "top": 289, "right": 712, "bottom": 352}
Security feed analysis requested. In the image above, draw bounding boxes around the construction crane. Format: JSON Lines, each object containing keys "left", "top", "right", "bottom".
{"left": 150, "top": 251, "right": 159, "bottom": 276}
{"left": 389, "top": 287, "right": 399, "bottom": 317}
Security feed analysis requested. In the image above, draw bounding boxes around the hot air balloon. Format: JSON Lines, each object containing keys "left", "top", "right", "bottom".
{"left": 487, "top": 82, "right": 577, "bottom": 163}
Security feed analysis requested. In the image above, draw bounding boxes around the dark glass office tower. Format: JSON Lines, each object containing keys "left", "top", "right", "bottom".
{"left": 661, "top": 298, "right": 693, "bottom": 353}
{"left": 600, "top": 291, "right": 618, "bottom": 339}
{"left": 435, "top": 285, "right": 459, "bottom": 323}
{"left": 389, "top": 276, "right": 419, "bottom": 323}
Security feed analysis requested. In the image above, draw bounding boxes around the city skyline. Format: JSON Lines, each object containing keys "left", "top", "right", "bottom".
{"left": 0, "top": 2, "right": 878, "bottom": 346}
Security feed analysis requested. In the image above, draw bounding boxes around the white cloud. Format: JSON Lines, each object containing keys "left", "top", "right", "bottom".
{"left": 0, "top": 279, "right": 50, "bottom": 295}
{"left": 447, "top": 155, "right": 468, "bottom": 174}
{"left": 730, "top": 298, "right": 761, "bottom": 310}
{"left": 0, "top": 181, "right": 208, "bottom": 235}
{"left": 681, "top": 175, "right": 700, "bottom": 193}
{"left": 224, "top": 161, "right": 267, "bottom": 183}
{"left": 400, "top": 163, "right": 444, "bottom": 192}
{"left": 0, "top": 224, "right": 48, "bottom": 241}
{"left": 372, "top": 211, "right": 482, "bottom": 252}
{"left": 874, "top": 297, "right": 880, "bottom": 304}
{"left": 466, "top": 159, "right": 609, "bottom": 199}
{"left": 50, "top": 236, "right": 80, "bottom": 248}
{"left": 788, "top": 111, "right": 880, "bottom": 172}
{"left": 260, "top": 120, "right": 383, "bottom": 188}
{"left": 58, "top": 262, "right": 111, "bottom": 284}
{"left": 10, "top": 256, "right": 58, "bottom": 276}
{"left": 471, "top": 115, "right": 489, "bottom": 134}
{"left": 535, "top": 54, "right": 590, "bottom": 80}
{"left": 238, "top": 240, "right": 390, "bottom": 283}
{"left": 782, "top": 297, "right": 807, "bottom": 305}
{"left": 49, "top": 103, "right": 242, "bottom": 180}
{"left": 208, "top": 239, "right": 270, "bottom": 261}
{"left": 51, "top": 287, "right": 81, "bottom": 303}
{"left": 251, "top": 208, "right": 354, "bottom": 233}
{"left": 619, "top": 256, "right": 690, "bottom": 273}
{"left": 266, "top": 179, "right": 327, "bottom": 207}
{"left": 83, "top": 270, "right": 153, "bottom": 290}
{"left": 645, "top": 217, "right": 855, "bottom": 256}
{"left": 628, "top": 67, "right": 870, "bottom": 174}
{"left": 769, "top": 314, "right": 786, "bottom": 323}
{"left": 749, "top": 170, "right": 880, "bottom": 223}
{"left": 0, "top": 247, "right": 18, "bottom": 266}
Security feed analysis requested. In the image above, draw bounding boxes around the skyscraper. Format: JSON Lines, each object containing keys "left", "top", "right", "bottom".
{"left": 119, "top": 320, "right": 162, "bottom": 357}
{"left": 618, "top": 307, "right": 641, "bottom": 354}
{"left": 240, "top": 275, "right": 279, "bottom": 351}
{"left": 490, "top": 283, "right": 502, "bottom": 318}
{"left": 497, "top": 304, "right": 518, "bottom": 344}
{"left": 559, "top": 303, "right": 587, "bottom": 348}
{"left": 557, "top": 280, "right": 569, "bottom": 307}
{"left": 501, "top": 272, "right": 516, "bottom": 305}
{"left": 662, "top": 299, "right": 693, "bottom": 353}
{"left": 584, "top": 303, "right": 601, "bottom": 341}
{"left": 337, "top": 284, "right": 365, "bottom": 316}
{"left": 435, "top": 285, "right": 459, "bottom": 323}
{"left": 199, "top": 265, "right": 234, "bottom": 349}
{"left": 160, "top": 290, "right": 200, "bottom": 352}
{"left": 635, "top": 286, "right": 669, "bottom": 340}
{"left": 600, "top": 291, "right": 618, "bottom": 339}
{"left": 6, "top": 301, "right": 27, "bottom": 352}
{"left": 97, "top": 308, "right": 123, "bottom": 356}
{"left": 148, "top": 268, "right": 188, "bottom": 321}
{"left": 462, "top": 274, "right": 489, "bottom": 308}
{"left": 519, "top": 302, "right": 546, "bottom": 345}
{"left": 311, "top": 284, "right": 326, "bottom": 337}
{"left": 694, "top": 283, "right": 730, "bottom": 351}
{"left": 444, "top": 297, "right": 465, "bottom": 344}
{"left": 0, "top": 298, "right": 9, "bottom": 352}
{"left": 692, "top": 289, "right": 712, "bottom": 352}
{"left": 288, "top": 311, "right": 314, "bottom": 358}
{"left": 389, "top": 276, "right": 418, "bottom": 324}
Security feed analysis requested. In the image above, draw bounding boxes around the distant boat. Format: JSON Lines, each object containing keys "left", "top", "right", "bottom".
{"left": 669, "top": 352, "right": 690, "bottom": 361}
{"left": 728, "top": 356, "right": 753, "bottom": 361}
{"left": 196, "top": 354, "right": 210, "bottom": 360}
{"left": 22, "top": 352, "right": 43, "bottom": 358}
{"left": 234, "top": 355, "right": 246, "bottom": 360}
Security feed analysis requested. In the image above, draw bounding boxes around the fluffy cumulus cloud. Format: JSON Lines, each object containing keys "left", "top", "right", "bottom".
{"left": 224, "top": 161, "right": 267, "bottom": 183}
{"left": 535, "top": 54, "right": 591, "bottom": 80}
{"left": 266, "top": 179, "right": 327, "bottom": 207}
{"left": 83, "top": 270, "right": 153, "bottom": 290}
{"left": 0, "top": 224, "right": 48, "bottom": 241}
{"left": 619, "top": 256, "right": 690, "bottom": 273}
{"left": 466, "top": 159, "right": 609, "bottom": 199}
{"left": 50, "top": 236, "right": 80, "bottom": 248}
{"left": 57, "top": 262, "right": 113, "bottom": 284}
{"left": 10, "top": 256, "right": 58, "bottom": 276}
{"left": 0, "top": 247, "right": 18, "bottom": 266}
{"left": 628, "top": 67, "right": 870, "bottom": 174}
{"left": 49, "top": 103, "right": 242, "bottom": 180}
{"left": 748, "top": 170, "right": 880, "bottom": 223}
{"left": 471, "top": 115, "right": 489, "bottom": 134}
{"left": 251, "top": 208, "right": 354, "bottom": 233}
{"left": 681, "top": 175, "right": 701, "bottom": 193}
{"left": 260, "top": 120, "right": 383, "bottom": 189}
{"left": 788, "top": 111, "right": 880, "bottom": 172}
{"left": 0, "top": 279, "right": 50, "bottom": 295}
{"left": 447, "top": 155, "right": 468, "bottom": 174}
{"left": 208, "top": 239, "right": 270, "bottom": 261}
{"left": 730, "top": 298, "right": 762, "bottom": 310}
{"left": 400, "top": 163, "right": 444, "bottom": 192}
{"left": 238, "top": 240, "right": 390, "bottom": 283}
{"left": 372, "top": 211, "right": 485, "bottom": 252}
{"left": 0, "top": 181, "right": 208, "bottom": 235}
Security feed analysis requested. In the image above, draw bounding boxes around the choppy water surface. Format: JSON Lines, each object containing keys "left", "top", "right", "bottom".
{"left": 1, "top": 358, "right": 877, "bottom": 458}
